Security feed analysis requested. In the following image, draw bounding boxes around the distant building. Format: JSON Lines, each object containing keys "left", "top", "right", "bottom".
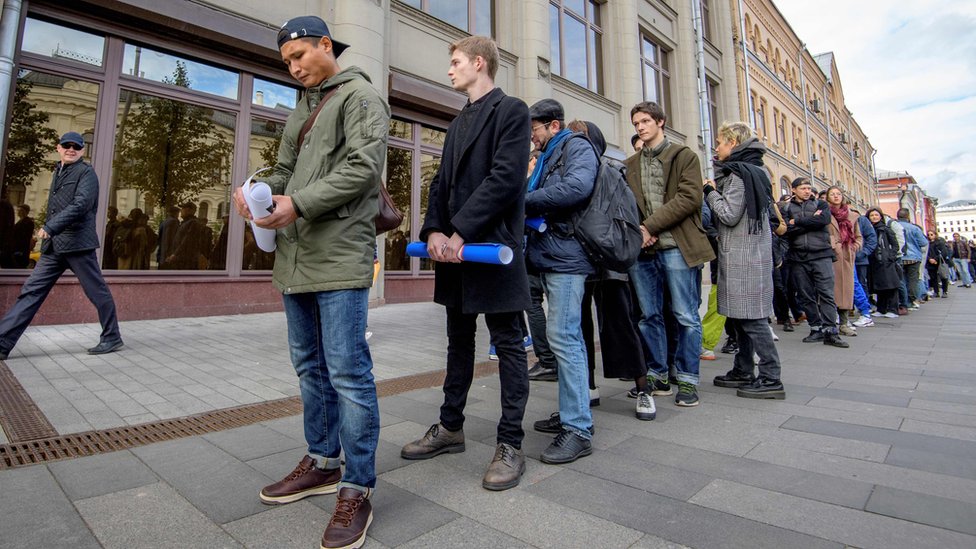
{"left": 936, "top": 200, "right": 976, "bottom": 241}
{"left": 877, "top": 171, "right": 937, "bottom": 232}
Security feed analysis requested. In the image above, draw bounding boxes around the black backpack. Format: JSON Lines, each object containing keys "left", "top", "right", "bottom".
{"left": 112, "top": 223, "right": 133, "bottom": 259}
{"left": 558, "top": 135, "right": 643, "bottom": 272}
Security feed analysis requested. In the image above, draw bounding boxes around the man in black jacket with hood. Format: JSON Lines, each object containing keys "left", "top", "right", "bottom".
{"left": 0, "top": 132, "right": 122, "bottom": 360}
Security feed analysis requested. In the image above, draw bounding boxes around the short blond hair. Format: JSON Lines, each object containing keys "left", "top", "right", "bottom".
{"left": 717, "top": 121, "right": 753, "bottom": 146}
{"left": 449, "top": 36, "right": 499, "bottom": 79}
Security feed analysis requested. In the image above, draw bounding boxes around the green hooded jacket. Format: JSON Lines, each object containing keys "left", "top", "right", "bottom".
{"left": 263, "top": 66, "right": 390, "bottom": 294}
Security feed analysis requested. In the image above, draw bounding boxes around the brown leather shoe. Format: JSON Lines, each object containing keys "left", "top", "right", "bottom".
{"left": 400, "top": 423, "right": 465, "bottom": 460}
{"left": 321, "top": 487, "right": 372, "bottom": 549}
{"left": 259, "top": 456, "right": 340, "bottom": 505}
{"left": 482, "top": 442, "right": 525, "bottom": 491}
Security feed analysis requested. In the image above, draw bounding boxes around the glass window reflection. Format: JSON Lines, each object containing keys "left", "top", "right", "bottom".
{"left": 419, "top": 153, "right": 441, "bottom": 272}
{"left": 384, "top": 147, "right": 412, "bottom": 272}
{"left": 122, "top": 43, "right": 240, "bottom": 100}
{"left": 21, "top": 18, "right": 105, "bottom": 67}
{"left": 253, "top": 78, "right": 298, "bottom": 112}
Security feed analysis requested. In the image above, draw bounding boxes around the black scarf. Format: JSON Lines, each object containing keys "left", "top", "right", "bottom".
{"left": 714, "top": 139, "right": 771, "bottom": 235}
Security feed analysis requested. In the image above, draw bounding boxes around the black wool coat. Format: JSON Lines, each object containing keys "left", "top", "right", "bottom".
{"left": 43, "top": 160, "right": 101, "bottom": 254}
{"left": 420, "top": 88, "right": 531, "bottom": 314}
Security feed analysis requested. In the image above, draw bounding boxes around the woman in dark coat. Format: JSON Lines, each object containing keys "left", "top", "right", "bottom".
{"left": 865, "top": 208, "right": 901, "bottom": 316}
{"left": 926, "top": 229, "right": 951, "bottom": 298}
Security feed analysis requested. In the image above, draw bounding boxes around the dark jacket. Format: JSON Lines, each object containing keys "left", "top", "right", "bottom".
{"left": 624, "top": 143, "right": 714, "bottom": 268}
{"left": 869, "top": 220, "right": 902, "bottom": 291}
{"left": 525, "top": 133, "right": 598, "bottom": 275}
{"left": 927, "top": 237, "right": 951, "bottom": 267}
{"left": 780, "top": 197, "right": 833, "bottom": 262}
{"left": 854, "top": 215, "right": 877, "bottom": 266}
{"left": 949, "top": 238, "right": 970, "bottom": 260}
{"left": 421, "top": 87, "right": 531, "bottom": 314}
{"left": 43, "top": 160, "right": 100, "bottom": 254}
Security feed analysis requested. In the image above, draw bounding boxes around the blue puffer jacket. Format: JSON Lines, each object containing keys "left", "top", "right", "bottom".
{"left": 898, "top": 220, "right": 927, "bottom": 262}
{"left": 855, "top": 215, "right": 877, "bottom": 266}
{"left": 525, "top": 134, "right": 598, "bottom": 275}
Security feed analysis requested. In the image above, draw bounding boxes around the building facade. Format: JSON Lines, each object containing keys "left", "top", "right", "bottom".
{"left": 730, "top": 0, "right": 877, "bottom": 208}
{"left": 935, "top": 200, "right": 976, "bottom": 242}
{"left": 1, "top": 0, "right": 745, "bottom": 321}
{"left": 876, "top": 170, "right": 937, "bottom": 232}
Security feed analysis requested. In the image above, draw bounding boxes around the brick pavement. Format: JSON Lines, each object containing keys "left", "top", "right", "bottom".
{"left": 2, "top": 289, "right": 976, "bottom": 548}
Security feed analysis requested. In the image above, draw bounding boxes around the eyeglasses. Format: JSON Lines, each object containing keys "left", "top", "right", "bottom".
{"left": 60, "top": 143, "right": 83, "bottom": 151}
{"left": 531, "top": 123, "right": 548, "bottom": 132}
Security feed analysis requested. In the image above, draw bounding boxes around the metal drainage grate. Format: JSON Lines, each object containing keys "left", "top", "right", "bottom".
{"left": 0, "top": 361, "right": 499, "bottom": 470}
{"left": 0, "top": 360, "right": 58, "bottom": 442}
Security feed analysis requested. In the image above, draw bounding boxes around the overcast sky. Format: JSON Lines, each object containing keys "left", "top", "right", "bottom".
{"left": 773, "top": 0, "right": 976, "bottom": 204}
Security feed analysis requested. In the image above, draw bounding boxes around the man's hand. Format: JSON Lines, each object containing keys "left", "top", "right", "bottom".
{"left": 427, "top": 232, "right": 449, "bottom": 262}
{"left": 253, "top": 195, "right": 299, "bottom": 230}
{"left": 232, "top": 187, "right": 250, "bottom": 220}
{"left": 640, "top": 226, "right": 657, "bottom": 248}
{"left": 37, "top": 228, "right": 49, "bottom": 240}
{"left": 443, "top": 232, "right": 465, "bottom": 263}
{"left": 703, "top": 178, "right": 715, "bottom": 188}
{"left": 929, "top": 258, "right": 937, "bottom": 265}
{"left": 789, "top": 219, "right": 796, "bottom": 226}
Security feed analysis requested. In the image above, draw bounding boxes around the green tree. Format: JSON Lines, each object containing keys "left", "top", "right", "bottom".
{"left": 3, "top": 80, "right": 59, "bottom": 191}
{"left": 258, "top": 121, "right": 283, "bottom": 168}
{"left": 113, "top": 61, "right": 232, "bottom": 210}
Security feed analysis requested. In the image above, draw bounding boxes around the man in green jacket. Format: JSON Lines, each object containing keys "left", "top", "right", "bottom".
{"left": 232, "top": 15, "right": 389, "bottom": 549}
{"left": 625, "top": 101, "right": 714, "bottom": 408}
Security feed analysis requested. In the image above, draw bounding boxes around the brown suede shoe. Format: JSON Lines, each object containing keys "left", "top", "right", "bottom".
{"left": 400, "top": 423, "right": 465, "bottom": 460}
{"left": 482, "top": 442, "right": 525, "bottom": 491}
{"left": 321, "top": 487, "right": 373, "bottom": 549}
{"left": 259, "top": 456, "right": 340, "bottom": 505}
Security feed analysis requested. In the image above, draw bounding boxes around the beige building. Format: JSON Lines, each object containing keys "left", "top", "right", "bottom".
{"left": 936, "top": 200, "right": 976, "bottom": 242}
{"left": 731, "top": 0, "right": 877, "bottom": 209}
{"left": 1, "top": 0, "right": 742, "bottom": 315}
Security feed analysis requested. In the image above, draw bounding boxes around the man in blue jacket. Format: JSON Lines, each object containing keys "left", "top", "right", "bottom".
{"left": 896, "top": 208, "right": 928, "bottom": 309}
{"left": 524, "top": 99, "right": 598, "bottom": 465}
{"left": 0, "top": 132, "right": 122, "bottom": 360}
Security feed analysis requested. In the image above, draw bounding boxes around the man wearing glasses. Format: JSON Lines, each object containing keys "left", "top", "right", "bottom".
{"left": 0, "top": 132, "right": 123, "bottom": 360}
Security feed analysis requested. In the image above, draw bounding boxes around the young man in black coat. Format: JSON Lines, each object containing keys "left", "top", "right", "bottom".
{"left": 400, "top": 36, "right": 532, "bottom": 491}
{"left": 0, "top": 132, "right": 123, "bottom": 360}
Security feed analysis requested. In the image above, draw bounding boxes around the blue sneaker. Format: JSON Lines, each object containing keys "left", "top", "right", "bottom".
{"left": 523, "top": 336, "right": 533, "bottom": 351}
{"left": 488, "top": 345, "right": 498, "bottom": 360}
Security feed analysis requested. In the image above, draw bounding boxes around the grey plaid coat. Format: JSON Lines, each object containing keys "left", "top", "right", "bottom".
{"left": 705, "top": 172, "right": 773, "bottom": 320}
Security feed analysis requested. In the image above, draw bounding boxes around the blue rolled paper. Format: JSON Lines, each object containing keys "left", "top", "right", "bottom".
{"left": 525, "top": 217, "right": 547, "bottom": 232}
{"left": 406, "top": 242, "right": 514, "bottom": 265}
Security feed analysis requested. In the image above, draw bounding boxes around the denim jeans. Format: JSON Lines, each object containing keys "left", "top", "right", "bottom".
{"left": 953, "top": 258, "right": 972, "bottom": 285}
{"left": 540, "top": 272, "right": 592, "bottom": 439}
{"left": 629, "top": 248, "right": 703, "bottom": 385}
{"left": 282, "top": 288, "right": 379, "bottom": 492}
{"left": 526, "top": 272, "right": 556, "bottom": 368}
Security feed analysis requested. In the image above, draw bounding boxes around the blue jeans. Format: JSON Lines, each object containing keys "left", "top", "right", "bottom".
{"left": 540, "top": 272, "right": 592, "bottom": 439}
{"left": 282, "top": 288, "right": 379, "bottom": 491}
{"left": 953, "top": 258, "right": 973, "bottom": 285}
{"left": 629, "top": 248, "right": 702, "bottom": 385}
{"left": 853, "top": 272, "right": 872, "bottom": 317}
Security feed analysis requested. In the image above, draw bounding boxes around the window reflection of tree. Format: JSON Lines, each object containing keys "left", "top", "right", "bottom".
{"left": 385, "top": 147, "right": 412, "bottom": 271}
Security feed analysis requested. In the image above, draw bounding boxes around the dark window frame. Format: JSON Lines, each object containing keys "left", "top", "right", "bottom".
{"left": 399, "top": 0, "right": 494, "bottom": 36}
{"left": 550, "top": 0, "right": 604, "bottom": 93}
{"left": 640, "top": 32, "right": 672, "bottom": 120}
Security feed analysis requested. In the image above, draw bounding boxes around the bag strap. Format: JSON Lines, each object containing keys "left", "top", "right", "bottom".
{"left": 296, "top": 85, "right": 342, "bottom": 152}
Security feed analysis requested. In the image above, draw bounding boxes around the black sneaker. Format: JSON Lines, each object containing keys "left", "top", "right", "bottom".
{"left": 533, "top": 412, "right": 562, "bottom": 433}
{"left": 713, "top": 370, "right": 755, "bottom": 388}
{"left": 736, "top": 377, "right": 786, "bottom": 400}
{"left": 675, "top": 381, "right": 700, "bottom": 407}
{"left": 650, "top": 378, "right": 673, "bottom": 396}
{"left": 823, "top": 332, "right": 849, "bottom": 348}
{"left": 802, "top": 330, "right": 825, "bottom": 343}
{"left": 528, "top": 365, "right": 558, "bottom": 381}
{"left": 540, "top": 430, "right": 592, "bottom": 464}
{"left": 626, "top": 386, "right": 640, "bottom": 399}
{"left": 783, "top": 320, "right": 795, "bottom": 332}
{"left": 720, "top": 338, "right": 738, "bottom": 354}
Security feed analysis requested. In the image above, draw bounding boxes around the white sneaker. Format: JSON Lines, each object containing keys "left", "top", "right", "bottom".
{"left": 636, "top": 391, "right": 656, "bottom": 421}
{"left": 883, "top": 312, "right": 899, "bottom": 318}
{"left": 365, "top": 331, "right": 373, "bottom": 341}
{"left": 589, "top": 387, "right": 600, "bottom": 407}
{"left": 853, "top": 316, "right": 874, "bottom": 328}
{"left": 871, "top": 311, "right": 883, "bottom": 317}
{"left": 768, "top": 324, "right": 779, "bottom": 341}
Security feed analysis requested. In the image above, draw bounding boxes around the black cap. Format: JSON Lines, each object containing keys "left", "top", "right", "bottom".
{"left": 59, "top": 131, "right": 85, "bottom": 147}
{"left": 528, "top": 99, "right": 564, "bottom": 122}
{"left": 277, "top": 16, "right": 350, "bottom": 57}
{"left": 791, "top": 177, "right": 810, "bottom": 188}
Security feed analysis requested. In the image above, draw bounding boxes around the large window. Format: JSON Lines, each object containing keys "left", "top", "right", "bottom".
{"left": 5, "top": 16, "right": 299, "bottom": 276}
{"left": 400, "top": 0, "right": 493, "bottom": 35}
{"left": 640, "top": 34, "right": 671, "bottom": 119}
{"left": 699, "top": 0, "right": 712, "bottom": 42}
{"left": 385, "top": 118, "right": 446, "bottom": 275}
{"left": 706, "top": 79, "right": 719, "bottom": 142}
{"left": 550, "top": 0, "right": 603, "bottom": 93}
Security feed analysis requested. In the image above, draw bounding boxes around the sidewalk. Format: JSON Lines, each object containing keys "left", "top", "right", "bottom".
{"left": 3, "top": 291, "right": 976, "bottom": 548}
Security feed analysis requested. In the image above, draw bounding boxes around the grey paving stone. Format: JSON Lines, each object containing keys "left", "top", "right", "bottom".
{"left": 866, "top": 485, "right": 976, "bottom": 536}
{"left": 562, "top": 447, "right": 713, "bottom": 501}
{"left": 261, "top": 415, "right": 307, "bottom": 442}
{"left": 367, "top": 478, "right": 459, "bottom": 546}
{"left": 0, "top": 465, "right": 101, "bottom": 549}
{"left": 782, "top": 416, "right": 976, "bottom": 460}
{"left": 221, "top": 501, "right": 328, "bottom": 549}
{"left": 609, "top": 436, "right": 874, "bottom": 509}
{"left": 885, "top": 445, "right": 976, "bottom": 480}
{"left": 48, "top": 450, "right": 158, "bottom": 500}
{"left": 690, "top": 478, "right": 976, "bottom": 549}
{"left": 784, "top": 384, "right": 912, "bottom": 407}
{"left": 909, "top": 398, "right": 976, "bottom": 416}
{"left": 810, "top": 396, "right": 976, "bottom": 429}
{"left": 131, "top": 437, "right": 273, "bottom": 524}
{"left": 527, "top": 469, "right": 840, "bottom": 549}
{"left": 75, "top": 482, "right": 242, "bottom": 549}
{"left": 203, "top": 424, "right": 304, "bottom": 461}
{"left": 703, "top": 388, "right": 904, "bottom": 430}
{"left": 628, "top": 535, "right": 693, "bottom": 549}
{"left": 397, "top": 516, "right": 529, "bottom": 549}
{"left": 900, "top": 418, "right": 976, "bottom": 442}
{"left": 381, "top": 459, "right": 643, "bottom": 548}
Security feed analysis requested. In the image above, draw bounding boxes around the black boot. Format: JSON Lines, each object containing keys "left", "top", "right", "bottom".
{"left": 713, "top": 370, "right": 755, "bottom": 388}
{"left": 823, "top": 332, "right": 849, "bottom": 348}
{"left": 737, "top": 377, "right": 786, "bottom": 399}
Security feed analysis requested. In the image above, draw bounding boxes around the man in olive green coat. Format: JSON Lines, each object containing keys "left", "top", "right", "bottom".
{"left": 232, "top": 16, "right": 388, "bottom": 549}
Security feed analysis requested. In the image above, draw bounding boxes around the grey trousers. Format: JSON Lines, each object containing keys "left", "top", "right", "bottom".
{"left": 729, "top": 318, "right": 782, "bottom": 382}
{"left": 526, "top": 272, "right": 556, "bottom": 368}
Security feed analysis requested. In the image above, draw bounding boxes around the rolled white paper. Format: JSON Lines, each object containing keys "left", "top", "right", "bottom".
{"left": 242, "top": 168, "right": 277, "bottom": 252}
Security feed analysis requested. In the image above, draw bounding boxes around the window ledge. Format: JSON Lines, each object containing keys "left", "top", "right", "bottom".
{"left": 551, "top": 75, "right": 620, "bottom": 113}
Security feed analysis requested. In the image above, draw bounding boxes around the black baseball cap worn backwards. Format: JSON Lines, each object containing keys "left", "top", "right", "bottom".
{"left": 277, "top": 15, "right": 350, "bottom": 57}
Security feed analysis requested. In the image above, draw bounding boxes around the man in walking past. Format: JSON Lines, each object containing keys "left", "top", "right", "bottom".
{"left": 949, "top": 233, "right": 972, "bottom": 288}
{"left": 895, "top": 208, "right": 928, "bottom": 310}
{"left": 232, "top": 16, "right": 388, "bottom": 549}
{"left": 400, "top": 36, "right": 534, "bottom": 489}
